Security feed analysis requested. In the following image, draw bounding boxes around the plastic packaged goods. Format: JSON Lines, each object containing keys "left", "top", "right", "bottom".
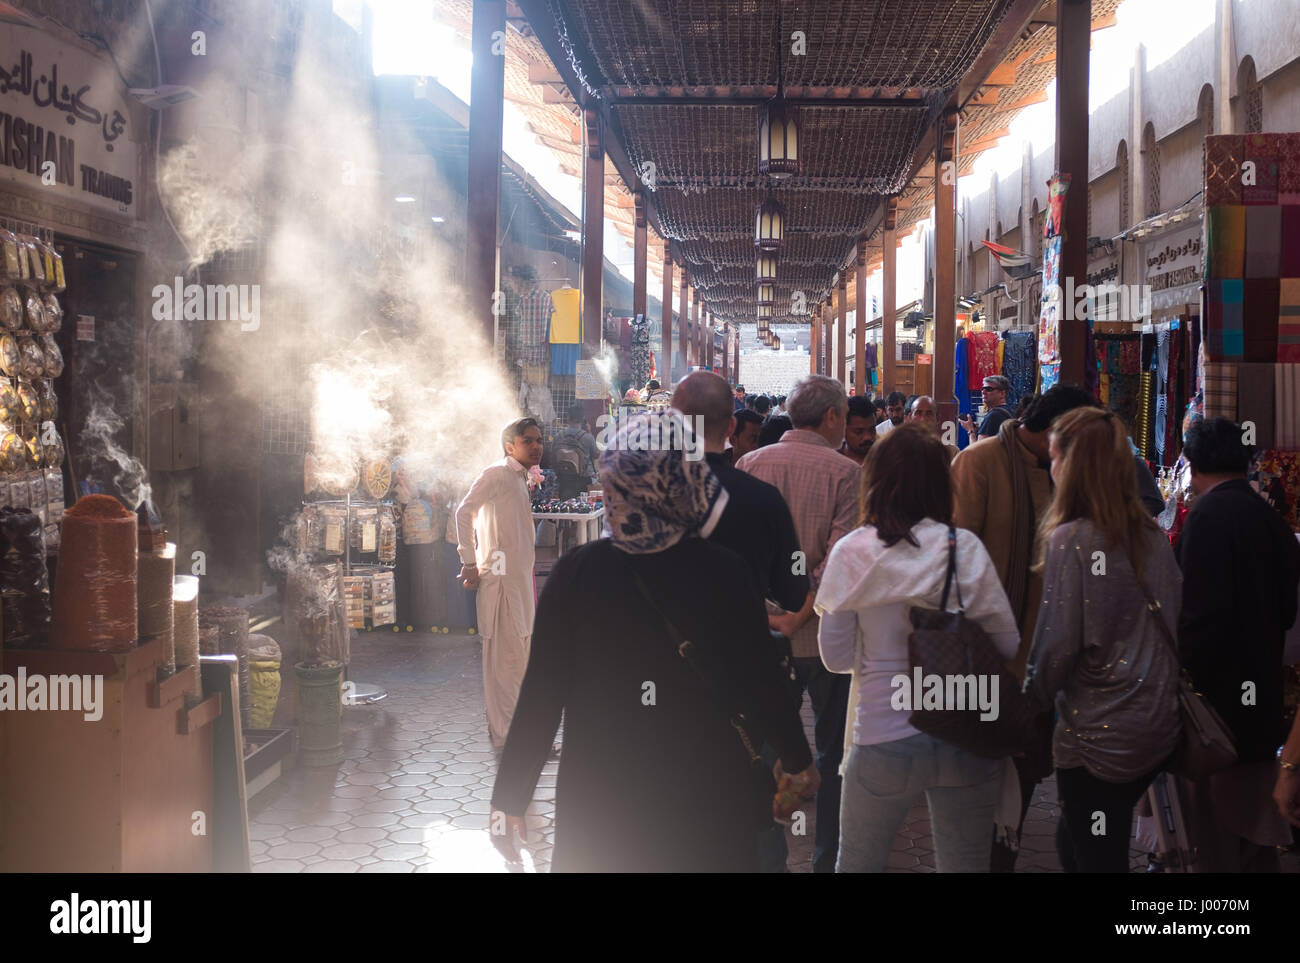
{"left": 27, "top": 474, "right": 45, "bottom": 526}
{"left": 15, "top": 238, "right": 32, "bottom": 281}
{"left": 351, "top": 504, "right": 378, "bottom": 554}
{"left": 138, "top": 543, "right": 176, "bottom": 674}
{"left": 36, "top": 381, "right": 55, "bottom": 421}
{"left": 17, "top": 336, "right": 42, "bottom": 379}
{"left": 0, "top": 507, "right": 51, "bottom": 647}
{"left": 39, "top": 335, "right": 62, "bottom": 377}
{"left": 4, "top": 470, "right": 28, "bottom": 507}
{"left": 35, "top": 240, "right": 62, "bottom": 291}
{"left": 16, "top": 381, "right": 37, "bottom": 421}
{"left": 0, "top": 230, "right": 20, "bottom": 280}
{"left": 378, "top": 506, "right": 397, "bottom": 563}
{"left": 50, "top": 493, "right": 138, "bottom": 652}
{"left": 41, "top": 427, "right": 63, "bottom": 468}
{"left": 21, "top": 238, "right": 43, "bottom": 282}
{"left": 44, "top": 468, "right": 63, "bottom": 522}
{"left": 0, "top": 381, "right": 19, "bottom": 422}
{"left": 0, "top": 288, "right": 21, "bottom": 330}
{"left": 41, "top": 294, "right": 61, "bottom": 332}
{"left": 0, "top": 334, "right": 20, "bottom": 378}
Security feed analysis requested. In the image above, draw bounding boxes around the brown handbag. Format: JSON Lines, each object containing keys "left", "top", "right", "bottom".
{"left": 1137, "top": 582, "right": 1238, "bottom": 781}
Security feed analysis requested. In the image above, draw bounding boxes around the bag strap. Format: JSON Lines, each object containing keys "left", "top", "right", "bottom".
{"left": 939, "top": 525, "right": 965, "bottom": 612}
{"left": 1135, "top": 577, "right": 1179, "bottom": 659}
{"left": 623, "top": 556, "right": 762, "bottom": 762}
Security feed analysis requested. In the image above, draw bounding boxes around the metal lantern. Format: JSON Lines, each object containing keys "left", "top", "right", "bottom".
{"left": 756, "top": 281, "right": 776, "bottom": 306}
{"left": 773, "top": 334, "right": 782, "bottom": 350}
{"left": 758, "top": 96, "right": 799, "bottom": 178}
{"left": 755, "top": 197, "right": 785, "bottom": 250}
{"left": 756, "top": 253, "right": 777, "bottom": 282}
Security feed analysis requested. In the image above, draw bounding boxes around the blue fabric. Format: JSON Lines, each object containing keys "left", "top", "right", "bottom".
{"left": 955, "top": 337, "right": 974, "bottom": 449}
{"left": 550, "top": 342, "right": 580, "bottom": 375}
{"left": 1001, "top": 331, "right": 1036, "bottom": 406}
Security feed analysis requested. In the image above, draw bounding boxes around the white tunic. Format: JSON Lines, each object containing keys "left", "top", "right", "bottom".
{"left": 455, "top": 456, "right": 537, "bottom": 746}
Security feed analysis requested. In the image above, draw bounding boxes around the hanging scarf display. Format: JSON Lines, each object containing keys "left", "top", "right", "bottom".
{"left": 1154, "top": 329, "right": 1170, "bottom": 464}
{"left": 1135, "top": 372, "right": 1153, "bottom": 460}
{"left": 1001, "top": 331, "right": 1036, "bottom": 405}
{"left": 967, "top": 331, "right": 999, "bottom": 389}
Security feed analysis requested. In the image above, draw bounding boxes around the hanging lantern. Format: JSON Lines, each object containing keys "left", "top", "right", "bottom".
{"left": 756, "top": 253, "right": 777, "bottom": 282}
{"left": 755, "top": 197, "right": 785, "bottom": 250}
{"left": 756, "top": 281, "right": 776, "bottom": 306}
{"left": 758, "top": 97, "right": 799, "bottom": 178}
{"left": 773, "top": 334, "right": 782, "bottom": 350}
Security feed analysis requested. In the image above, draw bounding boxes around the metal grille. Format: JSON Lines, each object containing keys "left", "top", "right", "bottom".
{"left": 1117, "top": 141, "right": 1130, "bottom": 230}
{"left": 1143, "top": 123, "right": 1160, "bottom": 218}
{"left": 261, "top": 364, "right": 311, "bottom": 455}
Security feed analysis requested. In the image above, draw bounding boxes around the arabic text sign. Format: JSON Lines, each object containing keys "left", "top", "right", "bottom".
{"left": 574, "top": 360, "right": 608, "bottom": 400}
{"left": 0, "top": 26, "right": 137, "bottom": 215}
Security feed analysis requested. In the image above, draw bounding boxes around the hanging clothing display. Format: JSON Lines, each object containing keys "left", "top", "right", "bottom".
{"left": 510, "top": 287, "right": 553, "bottom": 368}
{"left": 629, "top": 314, "right": 651, "bottom": 388}
{"left": 1249, "top": 450, "right": 1300, "bottom": 532}
{"left": 549, "top": 287, "right": 581, "bottom": 344}
{"left": 1279, "top": 278, "right": 1300, "bottom": 362}
{"left": 1001, "top": 331, "right": 1036, "bottom": 405}
{"left": 967, "top": 330, "right": 999, "bottom": 388}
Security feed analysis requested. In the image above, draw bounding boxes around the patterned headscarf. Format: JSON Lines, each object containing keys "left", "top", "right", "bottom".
{"left": 599, "top": 409, "right": 728, "bottom": 554}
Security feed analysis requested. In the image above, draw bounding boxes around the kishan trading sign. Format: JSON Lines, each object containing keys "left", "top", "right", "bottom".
{"left": 0, "top": 25, "right": 138, "bottom": 215}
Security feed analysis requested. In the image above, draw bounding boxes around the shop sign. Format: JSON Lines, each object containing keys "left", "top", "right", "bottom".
{"left": 1142, "top": 222, "right": 1202, "bottom": 314}
{"left": 0, "top": 25, "right": 138, "bottom": 216}
{"left": 76, "top": 314, "right": 94, "bottom": 341}
{"left": 574, "top": 359, "right": 607, "bottom": 399}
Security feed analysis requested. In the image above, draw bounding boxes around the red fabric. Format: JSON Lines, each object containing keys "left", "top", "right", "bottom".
{"left": 967, "top": 331, "right": 999, "bottom": 389}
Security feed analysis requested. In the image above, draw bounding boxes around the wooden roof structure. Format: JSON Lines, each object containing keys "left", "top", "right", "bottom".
{"left": 441, "top": 0, "right": 1120, "bottom": 326}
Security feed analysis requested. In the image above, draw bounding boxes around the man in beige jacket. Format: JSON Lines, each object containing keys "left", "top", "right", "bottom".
{"left": 951, "top": 383, "right": 1097, "bottom": 871}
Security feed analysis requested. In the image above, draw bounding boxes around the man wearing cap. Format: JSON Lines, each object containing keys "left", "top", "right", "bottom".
{"left": 959, "top": 375, "right": 1014, "bottom": 440}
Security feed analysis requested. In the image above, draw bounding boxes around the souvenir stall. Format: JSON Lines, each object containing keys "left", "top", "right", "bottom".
{"left": 951, "top": 311, "right": 1035, "bottom": 450}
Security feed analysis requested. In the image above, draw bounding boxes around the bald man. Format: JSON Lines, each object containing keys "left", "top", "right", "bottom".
{"left": 907, "top": 395, "right": 960, "bottom": 461}
{"left": 673, "top": 371, "right": 813, "bottom": 872}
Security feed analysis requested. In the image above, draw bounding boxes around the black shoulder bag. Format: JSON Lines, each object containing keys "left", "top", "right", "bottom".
{"left": 907, "top": 526, "right": 1037, "bottom": 758}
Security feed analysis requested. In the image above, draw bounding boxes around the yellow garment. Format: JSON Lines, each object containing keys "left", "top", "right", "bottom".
{"left": 549, "top": 287, "right": 581, "bottom": 344}
{"left": 996, "top": 339, "right": 1005, "bottom": 372}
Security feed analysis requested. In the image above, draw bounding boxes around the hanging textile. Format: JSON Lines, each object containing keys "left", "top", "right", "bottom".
{"left": 1135, "top": 372, "right": 1154, "bottom": 459}
{"left": 514, "top": 288, "right": 553, "bottom": 367}
{"left": 1154, "top": 329, "right": 1169, "bottom": 464}
{"left": 1001, "top": 331, "right": 1036, "bottom": 405}
{"left": 1279, "top": 278, "right": 1300, "bottom": 363}
{"left": 1202, "top": 361, "right": 1239, "bottom": 420}
{"left": 1244, "top": 278, "right": 1281, "bottom": 362}
{"left": 954, "top": 335, "right": 973, "bottom": 449}
{"left": 996, "top": 338, "right": 1005, "bottom": 374}
{"left": 1245, "top": 205, "right": 1282, "bottom": 278}
{"left": 967, "top": 331, "right": 999, "bottom": 388}
{"left": 1280, "top": 132, "right": 1300, "bottom": 205}
{"left": 549, "top": 287, "right": 581, "bottom": 344}
{"left": 1237, "top": 363, "right": 1276, "bottom": 450}
{"left": 1162, "top": 322, "right": 1184, "bottom": 466}
{"left": 629, "top": 315, "right": 650, "bottom": 388}
{"left": 1249, "top": 450, "right": 1300, "bottom": 531}
{"left": 1205, "top": 134, "right": 1245, "bottom": 206}
{"left": 1206, "top": 206, "right": 1246, "bottom": 279}
{"left": 1083, "top": 319, "right": 1100, "bottom": 400}
{"left": 1205, "top": 278, "right": 1244, "bottom": 360}
{"left": 1243, "top": 133, "right": 1280, "bottom": 206}
{"left": 1281, "top": 205, "right": 1300, "bottom": 277}
{"left": 1099, "top": 373, "right": 1110, "bottom": 406}
{"left": 551, "top": 343, "right": 580, "bottom": 376}
{"left": 1277, "top": 364, "right": 1300, "bottom": 449}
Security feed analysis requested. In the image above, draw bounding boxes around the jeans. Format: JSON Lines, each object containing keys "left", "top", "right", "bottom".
{"left": 1055, "top": 765, "right": 1157, "bottom": 873}
{"left": 793, "top": 657, "right": 851, "bottom": 874}
{"left": 838, "top": 732, "right": 1002, "bottom": 873}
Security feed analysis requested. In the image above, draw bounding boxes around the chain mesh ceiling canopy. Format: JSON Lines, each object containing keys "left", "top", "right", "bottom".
{"left": 537, "top": 0, "right": 1019, "bottom": 324}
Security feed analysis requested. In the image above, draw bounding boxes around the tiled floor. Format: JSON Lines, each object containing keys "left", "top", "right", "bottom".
{"left": 250, "top": 629, "right": 1283, "bottom": 873}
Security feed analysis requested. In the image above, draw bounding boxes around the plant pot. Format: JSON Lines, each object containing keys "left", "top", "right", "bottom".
{"left": 293, "top": 660, "right": 344, "bottom": 767}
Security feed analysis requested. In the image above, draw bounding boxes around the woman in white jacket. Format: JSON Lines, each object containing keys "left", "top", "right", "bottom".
{"left": 816, "top": 424, "right": 1020, "bottom": 872}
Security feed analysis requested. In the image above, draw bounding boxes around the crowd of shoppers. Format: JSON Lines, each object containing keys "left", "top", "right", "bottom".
{"left": 479, "top": 370, "right": 1300, "bottom": 874}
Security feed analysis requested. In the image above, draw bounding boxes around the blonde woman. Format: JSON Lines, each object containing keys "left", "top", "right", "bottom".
{"left": 1023, "top": 407, "right": 1182, "bottom": 873}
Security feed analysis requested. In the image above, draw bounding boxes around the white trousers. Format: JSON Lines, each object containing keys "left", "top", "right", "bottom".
{"left": 482, "top": 628, "right": 530, "bottom": 747}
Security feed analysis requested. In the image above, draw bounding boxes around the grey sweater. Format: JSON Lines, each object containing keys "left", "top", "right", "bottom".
{"left": 1024, "top": 519, "right": 1182, "bottom": 783}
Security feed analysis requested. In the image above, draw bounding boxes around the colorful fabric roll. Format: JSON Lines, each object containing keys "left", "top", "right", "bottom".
{"left": 1244, "top": 278, "right": 1281, "bottom": 362}
{"left": 1207, "top": 206, "right": 1246, "bottom": 278}
{"left": 1245, "top": 205, "right": 1282, "bottom": 278}
{"left": 1280, "top": 133, "right": 1300, "bottom": 204}
{"left": 1202, "top": 362, "right": 1239, "bottom": 420}
{"left": 1237, "top": 363, "right": 1276, "bottom": 450}
{"left": 1277, "top": 364, "right": 1300, "bottom": 449}
{"left": 1205, "top": 134, "right": 1244, "bottom": 206}
{"left": 1280, "top": 278, "right": 1300, "bottom": 363}
{"left": 1205, "top": 279, "right": 1244, "bottom": 360}
{"left": 1243, "top": 134, "right": 1280, "bottom": 206}
{"left": 1249, "top": 450, "right": 1300, "bottom": 531}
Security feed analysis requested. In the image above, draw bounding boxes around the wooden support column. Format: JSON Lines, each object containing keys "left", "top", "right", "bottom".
{"left": 661, "top": 250, "right": 673, "bottom": 382}
{"left": 466, "top": 0, "right": 505, "bottom": 348}
{"left": 836, "top": 273, "right": 848, "bottom": 386}
{"left": 933, "top": 109, "right": 959, "bottom": 427}
{"left": 678, "top": 269, "right": 689, "bottom": 381}
{"left": 632, "top": 192, "right": 647, "bottom": 319}
{"left": 1056, "top": 0, "right": 1091, "bottom": 388}
{"left": 581, "top": 107, "right": 604, "bottom": 360}
{"left": 855, "top": 238, "right": 868, "bottom": 397}
{"left": 882, "top": 198, "right": 898, "bottom": 395}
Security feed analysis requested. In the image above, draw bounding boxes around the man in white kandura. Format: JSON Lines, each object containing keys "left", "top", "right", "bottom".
{"left": 456, "top": 417, "right": 544, "bottom": 751}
